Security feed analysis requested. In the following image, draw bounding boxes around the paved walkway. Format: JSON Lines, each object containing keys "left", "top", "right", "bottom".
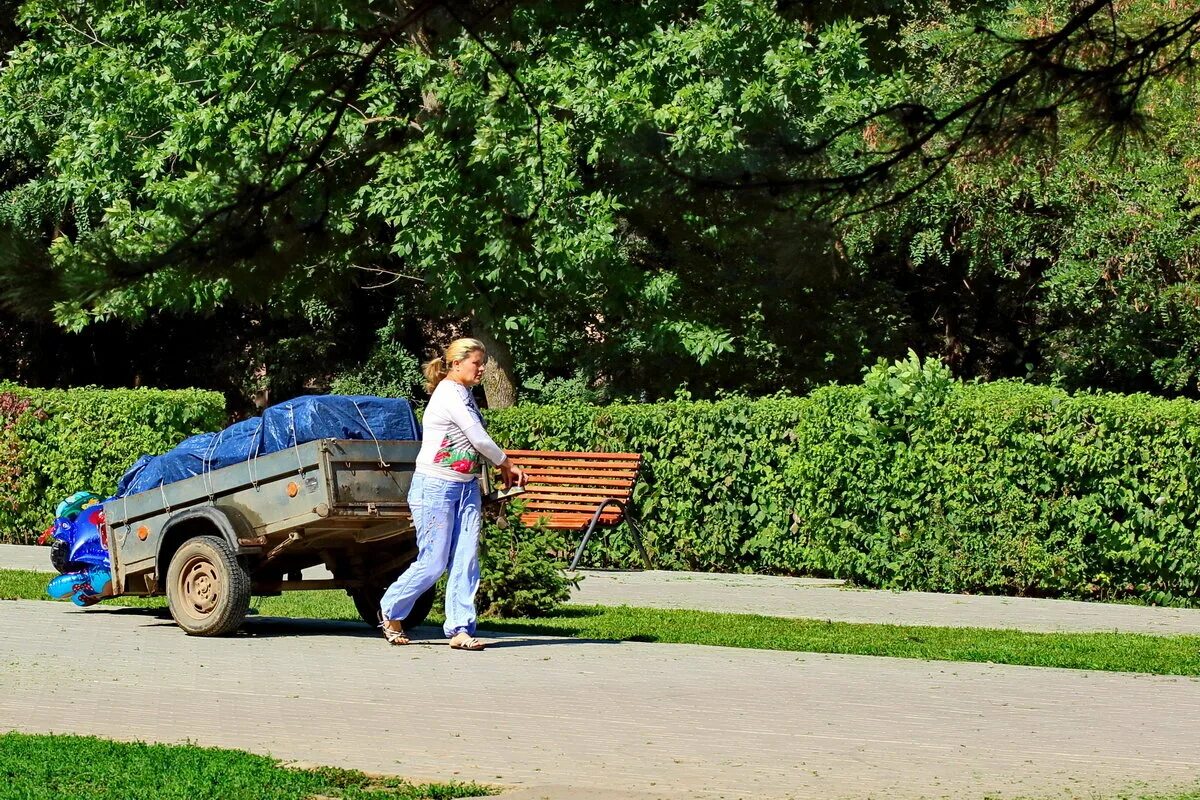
{"left": 3, "top": 599, "right": 1200, "bottom": 800}
{"left": 0, "top": 544, "right": 52, "bottom": 572}
{"left": 10, "top": 543, "right": 1200, "bottom": 636}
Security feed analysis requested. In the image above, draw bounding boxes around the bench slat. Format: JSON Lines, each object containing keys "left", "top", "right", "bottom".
{"left": 521, "top": 474, "right": 636, "bottom": 485}
{"left": 521, "top": 512, "right": 623, "bottom": 527}
{"left": 509, "top": 459, "right": 641, "bottom": 472}
{"left": 506, "top": 450, "right": 641, "bottom": 461}
{"left": 521, "top": 485, "right": 633, "bottom": 498}
{"left": 522, "top": 496, "right": 630, "bottom": 506}
{"left": 524, "top": 499, "right": 625, "bottom": 511}
{"left": 520, "top": 470, "right": 643, "bottom": 482}
{"left": 513, "top": 474, "right": 634, "bottom": 488}
{"left": 525, "top": 510, "right": 620, "bottom": 521}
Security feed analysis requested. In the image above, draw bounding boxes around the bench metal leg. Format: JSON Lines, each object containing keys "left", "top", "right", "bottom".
{"left": 623, "top": 514, "right": 652, "bottom": 570}
{"left": 568, "top": 499, "right": 652, "bottom": 571}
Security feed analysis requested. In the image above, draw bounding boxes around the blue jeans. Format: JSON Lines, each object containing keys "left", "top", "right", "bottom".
{"left": 380, "top": 472, "right": 481, "bottom": 637}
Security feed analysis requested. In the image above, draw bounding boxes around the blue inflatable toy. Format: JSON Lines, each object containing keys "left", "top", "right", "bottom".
{"left": 66, "top": 507, "right": 109, "bottom": 568}
{"left": 45, "top": 566, "right": 112, "bottom": 605}
{"left": 55, "top": 491, "right": 102, "bottom": 521}
{"left": 46, "top": 571, "right": 85, "bottom": 599}
{"left": 44, "top": 491, "right": 112, "bottom": 604}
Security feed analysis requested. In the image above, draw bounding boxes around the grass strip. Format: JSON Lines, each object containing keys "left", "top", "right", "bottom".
{"left": 5, "top": 568, "right": 1200, "bottom": 675}
{"left": 0, "top": 732, "right": 493, "bottom": 800}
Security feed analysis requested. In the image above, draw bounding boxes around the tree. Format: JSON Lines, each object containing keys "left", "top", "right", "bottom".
{"left": 832, "top": 0, "right": 1200, "bottom": 394}
{"left": 3, "top": 0, "right": 1200, "bottom": 404}
{"left": 0, "top": 0, "right": 898, "bottom": 403}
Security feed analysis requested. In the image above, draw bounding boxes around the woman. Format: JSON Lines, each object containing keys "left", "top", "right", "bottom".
{"left": 379, "top": 337, "right": 526, "bottom": 650}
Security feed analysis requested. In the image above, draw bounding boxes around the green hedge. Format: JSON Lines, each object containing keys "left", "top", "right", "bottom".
{"left": 8, "top": 369, "right": 1200, "bottom": 605}
{"left": 488, "top": 359, "right": 1200, "bottom": 605}
{"left": 786, "top": 381, "right": 1200, "bottom": 604}
{"left": 486, "top": 396, "right": 814, "bottom": 572}
{"left": 0, "top": 384, "right": 225, "bottom": 543}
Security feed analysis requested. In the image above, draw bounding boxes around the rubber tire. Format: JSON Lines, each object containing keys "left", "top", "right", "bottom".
{"left": 350, "top": 583, "right": 436, "bottom": 630}
{"left": 165, "top": 535, "right": 251, "bottom": 636}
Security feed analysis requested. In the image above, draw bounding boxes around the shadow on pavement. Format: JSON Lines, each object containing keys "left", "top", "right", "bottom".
{"left": 234, "top": 617, "right": 614, "bottom": 648}
{"left": 483, "top": 635, "right": 615, "bottom": 649}
{"left": 79, "top": 603, "right": 618, "bottom": 647}
{"left": 84, "top": 605, "right": 171, "bottom": 619}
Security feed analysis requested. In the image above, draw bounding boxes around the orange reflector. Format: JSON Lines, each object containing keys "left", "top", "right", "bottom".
{"left": 137, "top": 526, "right": 150, "bottom": 541}
{"left": 287, "top": 482, "right": 299, "bottom": 497}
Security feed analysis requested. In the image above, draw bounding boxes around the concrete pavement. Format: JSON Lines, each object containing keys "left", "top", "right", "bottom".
{"left": 0, "top": 544, "right": 52, "bottom": 572}
{"left": 3, "top": 599, "right": 1200, "bottom": 800}
{"left": 7, "top": 542, "right": 1200, "bottom": 798}
{"left": 10, "top": 543, "right": 1200, "bottom": 636}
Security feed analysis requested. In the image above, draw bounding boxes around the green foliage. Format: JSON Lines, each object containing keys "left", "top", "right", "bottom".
{"left": 4, "top": 0, "right": 1200, "bottom": 404}
{"left": 476, "top": 502, "right": 578, "bottom": 618}
{"left": 486, "top": 394, "right": 816, "bottom": 572}
{"left": 9, "top": 367, "right": 1200, "bottom": 607}
{"left": 487, "top": 358, "right": 1200, "bottom": 605}
{"left": 0, "top": 732, "right": 492, "bottom": 799}
{"left": 836, "top": 0, "right": 1200, "bottom": 395}
{"left": 0, "top": 384, "right": 224, "bottom": 542}
{"left": 859, "top": 349, "right": 955, "bottom": 434}
{"left": 519, "top": 369, "right": 612, "bottom": 406}
{"left": 328, "top": 310, "right": 425, "bottom": 400}
{"left": 0, "top": 0, "right": 915, "bottom": 401}
{"left": 845, "top": 378, "right": 1196, "bottom": 605}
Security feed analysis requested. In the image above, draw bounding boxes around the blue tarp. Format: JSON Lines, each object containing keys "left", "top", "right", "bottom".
{"left": 115, "top": 395, "right": 420, "bottom": 498}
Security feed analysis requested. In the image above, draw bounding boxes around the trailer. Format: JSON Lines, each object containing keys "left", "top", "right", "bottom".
{"left": 101, "top": 437, "right": 454, "bottom": 636}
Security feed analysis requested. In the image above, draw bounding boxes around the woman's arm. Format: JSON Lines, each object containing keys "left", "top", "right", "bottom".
{"left": 443, "top": 389, "right": 527, "bottom": 487}
{"left": 443, "top": 390, "right": 508, "bottom": 467}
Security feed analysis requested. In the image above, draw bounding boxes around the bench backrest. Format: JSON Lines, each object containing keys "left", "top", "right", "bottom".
{"left": 504, "top": 450, "right": 643, "bottom": 529}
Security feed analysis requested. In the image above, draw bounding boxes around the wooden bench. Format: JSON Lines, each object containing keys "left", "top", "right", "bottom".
{"left": 504, "top": 449, "right": 651, "bottom": 570}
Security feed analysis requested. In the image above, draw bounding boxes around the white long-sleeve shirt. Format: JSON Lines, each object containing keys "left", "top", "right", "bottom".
{"left": 415, "top": 379, "right": 506, "bottom": 482}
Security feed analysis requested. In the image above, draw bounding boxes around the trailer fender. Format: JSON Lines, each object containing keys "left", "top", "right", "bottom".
{"left": 156, "top": 506, "right": 256, "bottom": 580}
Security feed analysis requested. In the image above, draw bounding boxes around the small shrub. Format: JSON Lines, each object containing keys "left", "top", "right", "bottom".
{"left": 477, "top": 502, "right": 578, "bottom": 617}
{"left": 328, "top": 312, "right": 425, "bottom": 400}
{"left": 859, "top": 349, "right": 955, "bottom": 435}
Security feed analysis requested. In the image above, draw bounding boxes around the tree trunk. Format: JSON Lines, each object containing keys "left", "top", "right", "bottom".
{"left": 471, "top": 319, "right": 518, "bottom": 408}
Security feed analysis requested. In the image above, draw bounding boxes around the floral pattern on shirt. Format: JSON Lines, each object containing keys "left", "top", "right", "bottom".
{"left": 433, "top": 434, "right": 481, "bottom": 474}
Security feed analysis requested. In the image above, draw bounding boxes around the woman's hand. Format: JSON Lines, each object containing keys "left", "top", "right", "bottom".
{"left": 498, "top": 459, "right": 528, "bottom": 489}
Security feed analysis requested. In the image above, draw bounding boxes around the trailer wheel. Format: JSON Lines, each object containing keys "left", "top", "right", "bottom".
{"left": 166, "top": 535, "right": 251, "bottom": 636}
{"left": 350, "top": 583, "right": 436, "bottom": 630}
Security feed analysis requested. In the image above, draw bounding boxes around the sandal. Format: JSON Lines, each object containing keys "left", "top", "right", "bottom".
{"left": 380, "top": 621, "right": 410, "bottom": 646}
{"left": 449, "top": 632, "right": 486, "bottom": 651}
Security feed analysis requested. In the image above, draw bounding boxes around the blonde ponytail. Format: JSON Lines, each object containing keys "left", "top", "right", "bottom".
{"left": 422, "top": 356, "right": 448, "bottom": 393}
{"left": 424, "top": 337, "right": 486, "bottom": 393}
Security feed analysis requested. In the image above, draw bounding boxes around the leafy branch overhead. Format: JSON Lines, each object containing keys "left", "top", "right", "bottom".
{"left": 664, "top": 0, "right": 1200, "bottom": 212}
{"left": 2, "top": 0, "right": 1200, "bottom": 402}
